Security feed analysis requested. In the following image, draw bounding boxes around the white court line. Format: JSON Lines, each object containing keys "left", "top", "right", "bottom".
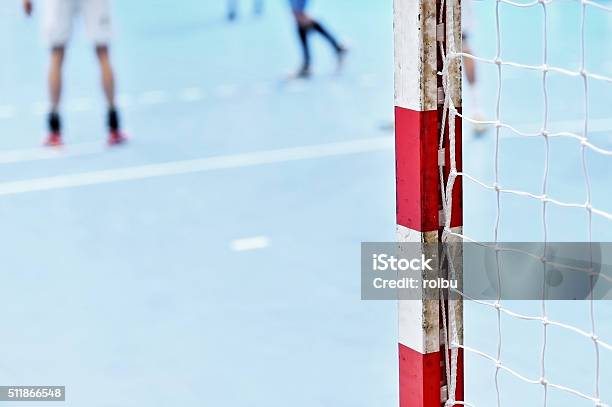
{"left": 179, "top": 87, "right": 204, "bottom": 102}
{"left": 471, "top": 117, "right": 612, "bottom": 137}
{"left": 552, "top": 117, "right": 612, "bottom": 134}
{"left": 515, "top": 117, "right": 612, "bottom": 133}
{"left": 0, "top": 105, "right": 16, "bottom": 119}
{"left": 214, "top": 85, "right": 238, "bottom": 99}
{"left": 230, "top": 236, "right": 270, "bottom": 252}
{"left": 252, "top": 82, "right": 273, "bottom": 95}
{"left": 138, "top": 91, "right": 167, "bottom": 106}
{"left": 0, "top": 136, "right": 393, "bottom": 197}
{"left": 0, "top": 142, "right": 106, "bottom": 165}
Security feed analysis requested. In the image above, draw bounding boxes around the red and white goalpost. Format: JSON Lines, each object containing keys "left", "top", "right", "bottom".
{"left": 394, "top": 0, "right": 464, "bottom": 405}
{"left": 394, "top": 0, "right": 612, "bottom": 405}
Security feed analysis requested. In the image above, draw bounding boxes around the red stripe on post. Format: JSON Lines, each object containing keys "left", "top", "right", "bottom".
{"left": 395, "top": 106, "right": 440, "bottom": 232}
{"left": 395, "top": 106, "right": 464, "bottom": 231}
{"left": 399, "top": 343, "right": 440, "bottom": 407}
{"left": 399, "top": 345, "right": 464, "bottom": 407}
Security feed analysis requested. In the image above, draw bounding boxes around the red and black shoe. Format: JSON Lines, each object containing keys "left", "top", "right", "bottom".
{"left": 44, "top": 132, "right": 63, "bottom": 147}
{"left": 108, "top": 131, "right": 127, "bottom": 146}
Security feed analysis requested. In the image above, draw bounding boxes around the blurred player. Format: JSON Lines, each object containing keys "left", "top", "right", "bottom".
{"left": 23, "top": 0, "right": 126, "bottom": 146}
{"left": 289, "top": 0, "right": 347, "bottom": 78}
{"left": 227, "top": 0, "right": 263, "bottom": 22}
{"left": 463, "top": 0, "right": 486, "bottom": 134}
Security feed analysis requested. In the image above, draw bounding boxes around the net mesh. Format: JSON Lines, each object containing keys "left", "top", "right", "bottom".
{"left": 439, "top": 0, "right": 612, "bottom": 405}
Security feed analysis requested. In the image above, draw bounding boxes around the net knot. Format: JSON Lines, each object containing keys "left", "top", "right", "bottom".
{"left": 541, "top": 317, "right": 550, "bottom": 326}
{"left": 539, "top": 377, "right": 548, "bottom": 386}
{"left": 494, "top": 57, "right": 502, "bottom": 66}
{"left": 585, "top": 202, "right": 593, "bottom": 212}
{"left": 591, "top": 333, "right": 599, "bottom": 342}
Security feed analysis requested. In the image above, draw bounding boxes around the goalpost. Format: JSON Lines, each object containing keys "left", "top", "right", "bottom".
{"left": 394, "top": 0, "right": 464, "bottom": 405}
{"left": 394, "top": 0, "right": 612, "bottom": 406}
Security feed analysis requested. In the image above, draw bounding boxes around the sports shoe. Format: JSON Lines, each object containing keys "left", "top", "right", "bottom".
{"left": 108, "top": 131, "right": 127, "bottom": 146}
{"left": 44, "top": 132, "right": 63, "bottom": 147}
{"left": 293, "top": 66, "right": 311, "bottom": 79}
{"left": 336, "top": 46, "right": 348, "bottom": 72}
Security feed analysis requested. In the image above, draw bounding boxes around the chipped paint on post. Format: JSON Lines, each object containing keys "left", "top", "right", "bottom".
{"left": 393, "top": 0, "right": 438, "bottom": 111}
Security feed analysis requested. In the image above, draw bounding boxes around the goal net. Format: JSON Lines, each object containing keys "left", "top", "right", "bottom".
{"left": 393, "top": 0, "right": 612, "bottom": 406}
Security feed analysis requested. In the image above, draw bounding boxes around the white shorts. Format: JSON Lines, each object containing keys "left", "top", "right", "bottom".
{"left": 42, "top": 0, "right": 112, "bottom": 47}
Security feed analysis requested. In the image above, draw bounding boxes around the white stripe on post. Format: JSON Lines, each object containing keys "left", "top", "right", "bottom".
{"left": 393, "top": 0, "right": 438, "bottom": 112}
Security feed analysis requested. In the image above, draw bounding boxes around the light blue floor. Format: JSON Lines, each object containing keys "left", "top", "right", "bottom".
{"left": 0, "top": 1, "right": 611, "bottom": 406}
{"left": 0, "top": 1, "right": 398, "bottom": 406}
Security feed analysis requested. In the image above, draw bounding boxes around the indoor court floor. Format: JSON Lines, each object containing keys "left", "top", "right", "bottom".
{"left": 0, "top": 1, "right": 610, "bottom": 406}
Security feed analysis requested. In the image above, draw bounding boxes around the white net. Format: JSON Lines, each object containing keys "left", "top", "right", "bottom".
{"left": 440, "top": 0, "right": 612, "bottom": 405}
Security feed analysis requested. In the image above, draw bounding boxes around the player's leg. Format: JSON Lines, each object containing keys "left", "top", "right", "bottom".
{"left": 462, "top": 1, "right": 477, "bottom": 87}
{"left": 47, "top": 46, "right": 65, "bottom": 146}
{"left": 463, "top": 43, "right": 476, "bottom": 86}
{"left": 84, "top": 0, "right": 126, "bottom": 144}
{"left": 463, "top": 38, "right": 486, "bottom": 134}
{"left": 227, "top": 0, "right": 238, "bottom": 21}
{"left": 95, "top": 45, "right": 125, "bottom": 144}
{"left": 253, "top": 0, "right": 263, "bottom": 16}
{"left": 95, "top": 46, "right": 119, "bottom": 130}
{"left": 462, "top": 0, "right": 485, "bottom": 135}
{"left": 48, "top": 47, "right": 65, "bottom": 114}
{"left": 289, "top": 0, "right": 313, "bottom": 77}
{"left": 42, "top": 0, "right": 74, "bottom": 146}
{"left": 309, "top": 19, "right": 343, "bottom": 54}
{"left": 94, "top": 46, "right": 115, "bottom": 108}
{"left": 309, "top": 17, "right": 347, "bottom": 71}
{"left": 299, "top": 0, "right": 345, "bottom": 56}
{"left": 294, "top": 12, "right": 312, "bottom": 77}
{"left": 290, "top": 0, "right": 346, "bottom": 77}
